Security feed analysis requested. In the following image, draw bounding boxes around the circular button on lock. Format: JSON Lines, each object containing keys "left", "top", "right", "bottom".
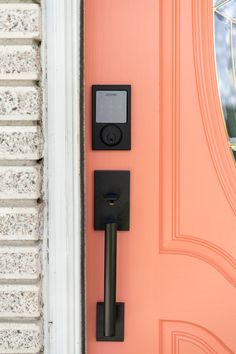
{"left": 100, "top": 125, "right": 122, "bottom": 146}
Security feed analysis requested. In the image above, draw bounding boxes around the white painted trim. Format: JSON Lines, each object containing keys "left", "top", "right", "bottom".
{"left": 46, "top": 0, "right": 83, "bottom": 353}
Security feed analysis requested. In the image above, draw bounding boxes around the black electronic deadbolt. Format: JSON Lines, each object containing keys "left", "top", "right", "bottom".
{"left": 92, "top": 85, "right": 131, "bottom": 150}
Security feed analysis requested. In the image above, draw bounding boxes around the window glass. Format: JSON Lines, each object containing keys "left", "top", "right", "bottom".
{"left": 214, "top": 0, "right": 236, "bottom": 159}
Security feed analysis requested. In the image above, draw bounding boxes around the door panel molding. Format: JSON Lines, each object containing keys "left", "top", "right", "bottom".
{"left": 160, "top": 320, "right": 234, "bottom": 354}
{"left": 159, "top": 0, "right": 236, "bottom": 286}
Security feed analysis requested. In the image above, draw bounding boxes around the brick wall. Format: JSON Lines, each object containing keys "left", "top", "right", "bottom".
{"left": 0, "top": 3, "right": 44, "bottom": 353}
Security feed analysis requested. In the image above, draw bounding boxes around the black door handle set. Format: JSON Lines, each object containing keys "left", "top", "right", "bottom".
{"left": 92, "top": 85, "right": 131, "bottom": 342}
{"left": 94, "top": 170, "right": 130, "bottom": 342}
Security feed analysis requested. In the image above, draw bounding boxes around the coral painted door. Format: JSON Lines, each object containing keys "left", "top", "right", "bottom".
{"left": 85, "top": 0, "right": 236, "bottom": 353}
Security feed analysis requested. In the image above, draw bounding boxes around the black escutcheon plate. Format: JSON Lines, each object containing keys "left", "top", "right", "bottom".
{"left": 94, "top": 170, "right": 130, "bottom": 231}
{"left": 96, "top": 302, "right": 125, "bottom": 341}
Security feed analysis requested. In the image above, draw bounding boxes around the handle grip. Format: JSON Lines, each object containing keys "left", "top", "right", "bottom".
{"left": 104, "top": 223, "right": 117, "bottom": 337}
{"left": 95, "top": 170, "right": 129, "bottom": 341}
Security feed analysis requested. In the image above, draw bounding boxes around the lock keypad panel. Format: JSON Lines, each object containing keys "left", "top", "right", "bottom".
{"left": 96, "top": 90, "right": 127, "bottom": 123}
{"left": 92, "top": 85, "right": 131, "bottom": 150}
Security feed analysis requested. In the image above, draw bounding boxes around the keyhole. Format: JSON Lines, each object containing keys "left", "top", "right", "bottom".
{"left": 100, "top": 125, "right": 122, "bottom": 147}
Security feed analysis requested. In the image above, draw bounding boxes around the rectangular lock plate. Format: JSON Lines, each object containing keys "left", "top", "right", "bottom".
{"left": 92, "top": 85, "right": 131, "bottom": 150}
{"left": 94, "top": 170, "right": 130, "bottom": 231}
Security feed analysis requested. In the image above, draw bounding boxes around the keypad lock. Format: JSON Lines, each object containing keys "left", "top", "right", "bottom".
{"left": 92, "top": 85, "right": 131, "bottom": 150}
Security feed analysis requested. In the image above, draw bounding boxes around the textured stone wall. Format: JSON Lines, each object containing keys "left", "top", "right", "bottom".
{"left": 0, "top": 2, "right": 44, "bottom": 354}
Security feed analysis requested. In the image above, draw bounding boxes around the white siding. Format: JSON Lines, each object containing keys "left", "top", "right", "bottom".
{"left": 0, "top": 2, "right": 44, "bottom": 353}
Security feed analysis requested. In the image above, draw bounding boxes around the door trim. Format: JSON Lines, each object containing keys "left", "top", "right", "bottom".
{"left": 159, "top": 0, "right": 236, "bottom": 287}
{"left": 46, "top": 0, "right": 85, "bottom": 353}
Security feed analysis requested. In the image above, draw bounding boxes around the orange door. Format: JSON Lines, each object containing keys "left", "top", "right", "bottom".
{"left": 85, "top": 0, "right": 236, "bottom": 353}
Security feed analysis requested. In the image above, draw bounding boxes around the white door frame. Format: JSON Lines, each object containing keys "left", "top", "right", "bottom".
{"left": 46, "top": 0, "right": 84, "bottom": 353}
